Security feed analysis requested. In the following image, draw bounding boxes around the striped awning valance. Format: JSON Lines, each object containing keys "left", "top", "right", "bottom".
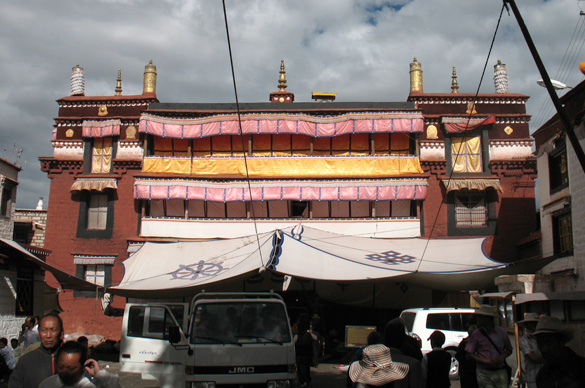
{"left": 442, "top": 115, "right": 495, "bottom": 133}
{"left": 70, "top": 178, "right": 118, "bottom": 192}
{"left": 442, "top": 178, "right": 503, "bottom": 193}
{"left": 134, "top": 178, "right": 428, "bottom": 202}
{"left": 139, "top": 112, "right": 424, "bottom": 139}
{"left": 73, "top": 256, "right": 116, "bottom": 265}
{"left": 82, "top": 120, "right": 121, "bottom": 137}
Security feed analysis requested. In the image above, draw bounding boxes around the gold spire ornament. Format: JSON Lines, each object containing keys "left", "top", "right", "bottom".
{"left": 278, "top": 60, "right": 287, "bottom": 91}
{"left": 143, "top": 60, "right": 157, "bottom": 95}
{"left": 269, "top": 60, "right": 294, "bottom": 103}
{"left": 451, "top": 67, "right": 459, "bottom": 93}
{"left": 115, "top": 69, "right": 123, "bottom": 95}
{"left": 409, "top": 58, "right": 423, "bottom": 93}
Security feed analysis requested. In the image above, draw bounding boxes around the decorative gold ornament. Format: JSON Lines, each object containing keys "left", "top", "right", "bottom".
{"left": 98, "top": 105, "right": 108, "bottom": 116}
{"left": 504, "top": 126, "right": 513, "bottom": 135}
{"left": 426, "top": 125, "right": 438, "bottom": 139}
{"left": 466, "top": 101, "right": 477, "bottom": 115}
{"left": 66, "top": 129, "right": 74, "bottom": 138}
{"left": 126, "top": 125, "right": 137, "bottom": 139}
{"left": 279, "top": 97, "right": 285, "bottom": 103}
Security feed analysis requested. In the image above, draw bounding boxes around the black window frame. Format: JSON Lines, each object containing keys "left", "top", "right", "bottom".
{"left": 549, "top": 138, "right": 569, "bottom": 194}
{"left": 447, "top": 189, "right": 497, "bottom": 236}
{"left": 74, "top": 262, "right": 113, "bottom": 298}
{"left": 552, "top": 207, "right": 573, "bottom": 257}
{"left": 77, "top": 190, "right": 115, "bottom": 239}
{"left": 445, "top": 128, "right": 491, "bottom": 176}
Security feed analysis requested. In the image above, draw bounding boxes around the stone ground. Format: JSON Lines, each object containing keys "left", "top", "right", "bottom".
{"left": 1, "top": 360, "right": 462, "bottom": 388}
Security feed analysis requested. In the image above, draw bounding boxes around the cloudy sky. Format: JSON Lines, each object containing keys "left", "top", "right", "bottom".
{"left": 1, "top": 0, "right": 584, "bottom": 208}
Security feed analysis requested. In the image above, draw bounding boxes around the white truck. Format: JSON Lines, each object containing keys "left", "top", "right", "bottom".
{"left": 119, "top": 291, "right": 297, "bottom": 388}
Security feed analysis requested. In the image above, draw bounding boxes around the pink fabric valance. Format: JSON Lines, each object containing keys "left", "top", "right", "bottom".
{"left": 134, "top": 178, "right": 428, "bottom": 202}
{"left": 82, "top": 120, "right": 121, "bottom": 137}
{"left": 139, "top": 112, "right": 424, "bottom": 139}
{"left": 442, "top": 115, "right": 495, "bottom": 133}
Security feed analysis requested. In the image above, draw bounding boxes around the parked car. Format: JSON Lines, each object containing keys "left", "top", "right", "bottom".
{"left": 399, "top": 307, "right": 477, "bottom": 377}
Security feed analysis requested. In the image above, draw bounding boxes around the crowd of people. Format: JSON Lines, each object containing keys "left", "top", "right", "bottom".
{"left": 0, "top": 314, "right": 120, "bottom": 388}
{"left": 345, "top": 305, "right": 585, "bottom": 388}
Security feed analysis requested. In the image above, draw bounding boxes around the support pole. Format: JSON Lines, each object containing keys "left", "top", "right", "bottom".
{"left": 505, "top": 0, "right": 585, "bottom": 174}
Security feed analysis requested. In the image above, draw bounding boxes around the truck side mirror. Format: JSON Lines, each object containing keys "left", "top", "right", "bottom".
{"left": 168, "top": 325, "right": 181, "bottom": 344}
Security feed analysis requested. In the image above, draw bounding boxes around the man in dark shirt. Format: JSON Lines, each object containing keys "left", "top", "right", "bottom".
{"left": 8, "top": 314, "right": 64, "bottom": 388}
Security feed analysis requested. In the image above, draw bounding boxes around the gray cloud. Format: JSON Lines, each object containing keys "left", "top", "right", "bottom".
{"left": 1, "top": 0, "right": 583, "bottom": 208}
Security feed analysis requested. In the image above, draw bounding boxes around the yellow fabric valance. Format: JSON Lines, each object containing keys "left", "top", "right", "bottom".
{"left": 142, "top": 156, "right": 424, "bottom": 178}
{"left": 442, "top": 178, "right": 503, "bottom": 193}
{"left": 70, "top": 178, "right": 118, "bottom": 192}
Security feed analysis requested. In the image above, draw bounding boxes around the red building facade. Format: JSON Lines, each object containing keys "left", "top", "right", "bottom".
{"left": 40, "top": 60, "right": 536, "bottom": 338}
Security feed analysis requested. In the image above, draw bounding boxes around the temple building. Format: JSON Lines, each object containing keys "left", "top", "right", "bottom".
{"left": 39, "top": 59, "right": 537, "bottom": 338}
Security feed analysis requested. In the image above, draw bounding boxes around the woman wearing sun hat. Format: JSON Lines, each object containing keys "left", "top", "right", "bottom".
{"left": 349, "top": 344, "right": 410, "bottom": 388}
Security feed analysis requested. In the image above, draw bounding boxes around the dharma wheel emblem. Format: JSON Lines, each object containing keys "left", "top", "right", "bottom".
{"left": 170, "top": 260, "right": 224, "bottom": 281}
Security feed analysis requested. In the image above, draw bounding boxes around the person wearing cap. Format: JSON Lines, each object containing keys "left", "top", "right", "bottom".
{"left": 349, "top": 344, "right": 409, "bottom": 388}
{"left": 464, "top": 305, "right": 512, "bottom": 388}
{"left": 421, "top": 331, "right": 450, "bottom": 388}
{"left": 531, "top": 316, "right": 585, "bottom": 388}
{"left": 517, "top": 313, "right": 543, "bottom": 388}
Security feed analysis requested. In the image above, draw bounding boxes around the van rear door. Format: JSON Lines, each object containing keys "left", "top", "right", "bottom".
{"left": 120, "top": 303, "right": 189, "bottom": 388}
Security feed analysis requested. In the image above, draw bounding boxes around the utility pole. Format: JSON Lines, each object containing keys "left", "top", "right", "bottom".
{"left": 504, "top": 0, "right": 585, "bottom": 174}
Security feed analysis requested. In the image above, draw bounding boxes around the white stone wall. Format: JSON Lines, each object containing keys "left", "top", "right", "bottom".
{"left": 566, "top": 137, "right": 585, "bottom": 290}
{"left": 0, "top": 270, "right": 23, "bottom": 339}
{"left": 52, "top": 141, "right": 84, "bottom": 159}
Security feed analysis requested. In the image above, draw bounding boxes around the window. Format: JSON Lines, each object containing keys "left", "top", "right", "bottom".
{"left": 91, "top": 137, "right": 113, "bottom": 173}
{"left": 84, "top": 264, "right": 106, "bottom": 286}
{"left": 552, "top": 209, "right": 572, "bottom": 257}
{"left": 127, "top": 305, "right": 185, "bottom": 339}
{"left": 454, "top": 191, "right": 487, "bottom": 227}
{"left": 77, "top": 191, "right": 114, "bottom": 238}
{"left": 549, "top": 139, "right": 568, "bottom": 193}
{"left": 87, "top": 194, "right": 108, "bottom": 230}
{"left": 1, "top": 186, "right": 13, "bottom": 217}
{"left": 15, "top": 267, "right": 34, "bottom": 316}
{"left": 451, "top": 135, "right": 483, "bottom": 173}
{"left": 448, "top": 189, "right": 496, "bottom": 236}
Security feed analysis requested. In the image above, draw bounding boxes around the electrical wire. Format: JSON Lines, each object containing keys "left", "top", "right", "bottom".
{"left": 415, "top": 2, "right": 507, "bottom": 273}
{"left": 221, "top": 0, "right": 265, "bottom": 267}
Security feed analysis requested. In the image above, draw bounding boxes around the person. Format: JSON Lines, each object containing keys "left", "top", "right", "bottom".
{"left": 38, "top": 340, "right": 121, "bottom": 388}
{"left": 384, "top": 319, "right": 423, "bottom": 388}
{"left": 310, "top": 314, "right": 324, "bottom": 368}
{"left": 531, "top": 316, "right": 585, "bottom": 388}
{"left": 77, "top": 336, "right": 90, "bottom": 358}
{"left": 346, "top": 331, "right": 384, "bottom": 388}
{"left": 8, "top": 313, "right": 64, "bottom": 388}
{"left": 349, "top": 344, "right": 409, "bottom": 388}
{"left": 384, "top": 318, "right": 422, "bottom": 361}
{"left": 422, "top": 331, "right": 450, "bottom": 388}
{"left": 455, "top": 325, "right": 478, "bottom": 388}
{"left": 517, "top": 313, "right": 543, "bottom": 388}
{"left": 464, "top": 305, "right": 512, "bottom": 388}
{"left": 294, "top": 314, "right": 317, "bottom": 387}
{"left": 0, "top": 337, "right": 16, "bottom": 380}
{"left": 10, "top": 339, "right": 23, "bottom": 365}
{"left": 18, "top": 316, "right": 40, "bottom": 350}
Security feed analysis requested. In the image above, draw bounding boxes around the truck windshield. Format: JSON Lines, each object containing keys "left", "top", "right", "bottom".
{"left": 190, "top": 301, "right": 291, "bottom": 345}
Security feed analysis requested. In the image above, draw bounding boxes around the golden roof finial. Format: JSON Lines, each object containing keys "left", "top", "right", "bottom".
{"left": 451, "top": 66, "right": 459, "bottom": 93}
{"left": 278, "top": 60, "right": 287, "bottom": 91}
{"left": 115, "top": 69, "right": 123, "bottom": 96}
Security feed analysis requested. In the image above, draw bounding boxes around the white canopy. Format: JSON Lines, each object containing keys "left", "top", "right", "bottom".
{"left": 112, "top": 226, "right": 507, "bottom": 296}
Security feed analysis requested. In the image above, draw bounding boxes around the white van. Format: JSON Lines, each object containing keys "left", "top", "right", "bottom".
{"left": 119, "top": 292, "right": 297, "bottom": 388}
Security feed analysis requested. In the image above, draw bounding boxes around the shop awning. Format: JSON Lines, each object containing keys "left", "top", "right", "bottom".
{"left": 0, "top": 238, "right": 98, "bottom": 291}
{"left": 82, "top": 120, "right": 121, "bottom": 137}
{"left": 71, "top": 178, "right": 118, "bottom": 192}
{"left": 442, "top": 178, "right": 503, "bottom": 193}
{"left": 134, "top": 178, "right": 428, "bottom": 201}
{"left": 110, "top": 226, "right": 507, "bottom": 296}
{"left": 442, "top": 115, "right": 496, "bottom": 133}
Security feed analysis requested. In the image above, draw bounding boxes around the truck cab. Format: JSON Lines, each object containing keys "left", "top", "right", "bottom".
{"left": 120, "top": 292, "right": 297, "bottom": 388}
